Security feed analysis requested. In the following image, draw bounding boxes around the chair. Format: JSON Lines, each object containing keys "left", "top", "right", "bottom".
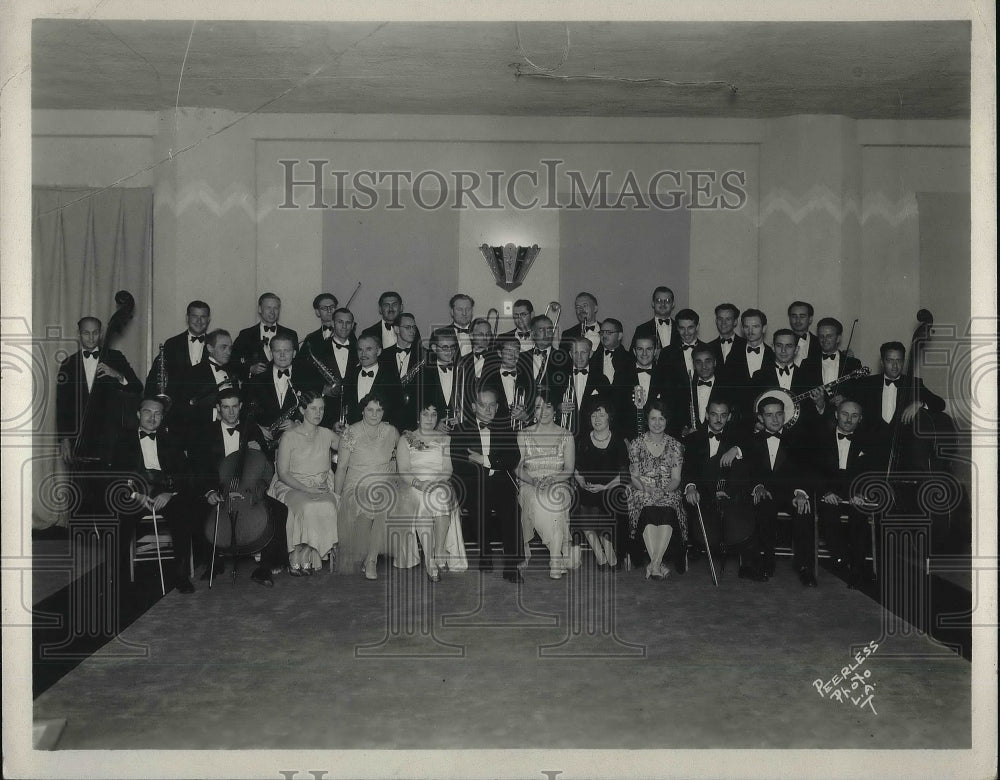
{"left": 773, "top": 503, "right": 820, "bottom": 576}
{"left": 129, "top": 512, "right": 194, "bottom": 595}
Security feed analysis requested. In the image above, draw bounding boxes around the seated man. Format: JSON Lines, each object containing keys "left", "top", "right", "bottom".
{"left": 744, "top": 394, "right": 816, "bottom": 587}
{"left": 109, "top": 398, "right": 200, "bottom": 593}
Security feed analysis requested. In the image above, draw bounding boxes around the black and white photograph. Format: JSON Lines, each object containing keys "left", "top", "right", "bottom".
{"left": 1, "top": 1, "right": 996, "bottom": 778}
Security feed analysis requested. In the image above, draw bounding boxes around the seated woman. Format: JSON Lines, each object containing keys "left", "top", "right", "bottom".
{"left": 626, "top": 399, "right": 688, "bottom": 580}
{"left": 394, "top": 402, "right": 468, "bottom": 581}
{"left": 517, "top": 395, "right": 576, "bottom": 579}
{"left": 333, "top": 391, "right": 400, "bottom": 579}
{"left": 267, "top": 390, "right": 341, "bottom": 576}
{"left": 573, "top": 395, "right": 629, "bottom": 570}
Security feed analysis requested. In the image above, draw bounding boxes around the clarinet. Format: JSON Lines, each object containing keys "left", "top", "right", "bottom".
{"left": 268, "top": 386, "right": 303, "bottom": 440}
{"left": 154, "top": 342, "right": 171, "bottom": 407}
{"left": 305, "top": 341, "right": 343, "bottom": 396}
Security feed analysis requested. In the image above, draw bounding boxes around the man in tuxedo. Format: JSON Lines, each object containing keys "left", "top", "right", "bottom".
{"left": 298, "top": 293, "right": 339, "bottom": 359}
{"left": 484, "top": 334, "right": 534, "bottom": 431}
{"left": 188, "top": 388, "right": 289, "bottom": 586}
{"left": 590, "top": 318, "right": 634, "bottom": 427}
{"left": 557, "top": 337, "right": 610, "bottom": 434}
{"left": 745, "top": 395, "right": 817, "bottom": 587}
{"left": 617, "top": 335, "right": 660, "bottom": 439}
{"left": 680, "top": 346, "right": 735, "bottom": 436}
{"left": 498, "top": 298, "right": 535, "bottom": 353}
{"left": 294, "top": 293, "right": 346, "bottom": 428}
{"left": 339, "top": 334, "right": 405, "bottom": 429}
{"left": 456, "top": 317, "right": 500, "bottom": 423}
{"left": 559, "top": 291, "right": 601, "bottom": 353}
{"left": 651, "top": 308, "right": 706, "bottom": 436}
{"left": 380, "top": 312, "right": 424, "bottom": 429}
{"left": 707, "top": 303, "right": 746, "bottom": 373}
{"left": 723, "top": 308, "right": 774, "bottom": 416}
{"left": 417, "top": 327, "right": 463, "bottom": 430}
{"left": 244, "top": 333, "right": 303, "bottom": 447}
{"left": 361, "top": 290, "right": 421, "bottom": 350}
{"left": 520, "top": 314, "right": 572, "bottom": 407}
{"left": 788, "top": 300, "right": 821, "bottom": 367}
{"left": 110, "top": 398, "right": 199, "bottom": 593}
{"left": 172, "top": 329, "right": 240, "bottom": 450}
{"left": 682, "top": 398, "right": 760, "bottom": 580}
{"left": 448, "top": 293, "right": 476, "bottom": 357}
{"left": 746, "top": 329, "right": 824, "bottom": 434}
{"left": 57, "top": 316, "right": 144, "bottom": 469}
{"left": 144, "top": 300, "right": 211, "bottom": 403}
{"left": 809, "top": 399, "right": 878, "bottom": 588}
{"left": 449, "top": 386, "right": 523, "bottom": 582}
{"left": 852, "top": 341, "right": 946, "bottom": 469}
{"left": 231, "top": 293, "right": 299, "bottom": 380}
{"left": 630, "top": 286, "right": 681, "bottom": 356}
{"left": 800, "top": 317, "right": 865, "bottom": 414}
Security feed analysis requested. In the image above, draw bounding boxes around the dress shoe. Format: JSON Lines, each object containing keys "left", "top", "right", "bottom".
{"left": 738, "top": 565, "right": 768, "bottom": 583}
{"left": 503, "top": 569, "right": 524, "bottom": 584}
{"left": 175, "top": 578, "right": 195, "bottom": 594}
{"left": 798, "top": 567, "right": 818, "bottom": 588}
{"left": 200, "top": 558, "right": 226, "bottom": 580}
{"left": 250, "top": 566, "right": 274, "bottom": 587}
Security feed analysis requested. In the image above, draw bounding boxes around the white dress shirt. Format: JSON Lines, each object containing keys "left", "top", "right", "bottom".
{"left": 695, "top": 377, "right": 714, "bottom": 422}
{"left": 581, "top": 322, "right": 600, "bottom": 351}
{"left": 273, "top": 365, "right": 291, "bottom": 408}
{"left": 379, "top": 320, "right": 396, "bottom": 349}
{"left": 745, "top": 343, "right": 765, "bottom": 377}
{"left": 259, "top": 322, "right": 277, "bottom": 362}
{"left": 881, "top": 379, "right": 897, "bottom": 424}
{"left": 138, "top": 431, "right": 162, "bottom": 470}
{"left": 836, "top": 431, "right": 851, "bottom": 470}
{"left": 452, "top": 324, "right": 472, "bottom": 356}
{"left": 187, "top": 333, "right": 206, "bottom": 366}
{"left": 331, "top": 338, "right": 351, "bottom": 377}
{"left": 775, "top": 363, "right": 794, "bottom": 391}
{"left": 655, "top": 318, "right": 673, "bottom": 349}
{"left": 821, "top": 352, "right": 840, "bottom": 385}
{"left": 81, "top": 349, "right": 99, "bottom": 391}
{"left": 357, "top": 364, "right": 378, "bottom": 401}
{"left": 221, "top": 421, "right": 241, "bottom": 457}
{"left": 500, "top": 368, "right": 517, "bottom": 405}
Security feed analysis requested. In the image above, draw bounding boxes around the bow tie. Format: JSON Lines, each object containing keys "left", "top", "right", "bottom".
{"left": 697, "top": 379, "right": 713, "bottom": 387}
{"left": 322, "top": 325, "right": 334, "bottom": 334}
{"left": 209, "top": 360, "right": 225, "bottom": 371}
{"left": 747, "top": 346, "right": 761, "bottom": 354}
{"left": 384, "top": 321, "right": 394, "bottom": 331}
{"left": 766, "top": 431, "right": 782, "bottom": 440}
{"left": 798, "top": 333, "right": 808, "bottom": 341}
{"left": 398, "top": 346, "right": 411, "bottom": 354}
{"left": 478, "top": 422, "right": 490, "bottom": 431}
{"left": 884, "top": 378, "right": 899, "bottom": 387}
{"left": 603, "top": 349, "right": 615, "bottom": 358}
{"left": 83, "top": 349, "right": 100, "bottom": 359}
{"left": 276, "top": 369, "right": 290, "bottom": 378}
{"left": 454, "top": 326, "right": 470, "bottom": 334}
{"left": 719, "top": 338, "right": 733, "bottom": 344}
{"left": 263, "top": 325, "right": 277, "bottom": 334}
{"left": 139, "top": 430, "right": 157, "bottom": 440}
{"left": 516, "top": 331, "right": 529, "bottom": 340}
{"left": 837, "top": 432, "right": 853, "bottom": 441}
{"left": 635, "top": 367, "right": 652, "bottom": 375}
{"left": 474, "top": 352, "right": 485, "bottom": 360}
{"left": 333, "top": 341, "right": 349, "bottom": 350}
{"left": 190, "top": 335, "right": 205, "bottom": 343}
{"left": 533, "top": 348, "right": 547, "bottom": 356}
{"left": 439, "top": 365, "right": 452, "bottom": 373}
{"left": 708, "top": 432, "right": 723, "bottom": 441}
{"left": 584, "top": 324, "right": 598, "bottom": 332}
{"left": 823, "top": 353, "right": 838, "bottom": 360}
{"left": 226, "top": 427, "right": 238, "bottom": 437}
{"left": 777, "top": 365, "right": 791, "bottom": 376}
{"left": 361, "top": 369, "right": 375, "bottom": 378}
{"left": 657, "top": 318, "right": 670, "bottom": 326}
{"left": 573, "top": 368, "right": 588, "bottom": 375}
{"left": 501, "top": 370, "right": 516, "bottom": 377}
{"left": 682, "top": 344, "right": 695, "bottom": 351}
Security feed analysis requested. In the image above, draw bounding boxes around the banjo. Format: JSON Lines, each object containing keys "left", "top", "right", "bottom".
{"left": 753, "top": 366, "right": 870, "bottom": 428}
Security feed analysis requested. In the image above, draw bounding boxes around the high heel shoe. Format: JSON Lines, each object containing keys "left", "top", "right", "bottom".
{"left": 427, "top": 565, "right": 440, "bottom": 583}
{"left": 362, "top": 559, "right": 377, "bottom": 580}
{"left": 644, "top": 563, "right": 654, "bottom": 580}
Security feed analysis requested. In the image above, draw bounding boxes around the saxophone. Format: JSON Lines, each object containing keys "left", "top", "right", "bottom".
{"left": 268, "top": 386, "right": 303, "bottom": 440}
{"left": 306, "top": 342, "right": 343, "bottom": 397}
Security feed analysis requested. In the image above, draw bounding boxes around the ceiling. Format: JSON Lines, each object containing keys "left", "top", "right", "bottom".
{"left": 31, "top": 20, "right": 970, "bottom": 119}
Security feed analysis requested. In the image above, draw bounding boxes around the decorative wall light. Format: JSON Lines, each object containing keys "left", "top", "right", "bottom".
{"left": 479, "top": 243, "right": 541, "bottom": 292}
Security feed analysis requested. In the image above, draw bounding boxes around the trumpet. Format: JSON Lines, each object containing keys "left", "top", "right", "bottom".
{"left": 560, "top": 374, "right": 575, "bottom": 431}
{"left": 305, "top": 341, "right": 342, "bottom": 397}
{"left": 543, "top": 301, "right": 562, "bottom": 331}
{"left": 154, "top": 342, "right": 172, "bottom": 410}
{"left": 512, "top": 386, "right": 527, "bottom": 431}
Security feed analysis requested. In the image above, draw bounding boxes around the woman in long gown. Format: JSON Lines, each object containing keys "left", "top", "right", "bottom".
{"left": 333, "top": 392, "right": 400, "bottom": 579}
{"left": 626, "top": 399, "right": 687, "bottom": 580}
{"left": 517, "top": 395, "right": 576, "bottom": 579}
{"left": 394, "top": 402, "right": 467, "bottom": 580}
{"left": 267, "top": 391, "right": 341, "bottom": 576}
{"left": 573, "top": 396, "right": 629, "bottom": 569}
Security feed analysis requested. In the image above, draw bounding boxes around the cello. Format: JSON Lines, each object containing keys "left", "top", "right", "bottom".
{"left": 204, "top": 401, "right": 276, "bottom": 585}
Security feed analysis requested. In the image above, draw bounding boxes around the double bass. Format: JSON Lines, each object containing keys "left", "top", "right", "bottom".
{"left": 204, "top": 401, "right": 276, "bottom": 585}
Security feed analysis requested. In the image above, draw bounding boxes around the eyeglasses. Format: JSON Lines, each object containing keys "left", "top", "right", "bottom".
{"left": 317, "top": 305, "right": 337, "bottom": 312}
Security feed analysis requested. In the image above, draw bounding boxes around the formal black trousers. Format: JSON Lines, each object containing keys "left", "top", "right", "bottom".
{"left": 818, "top": 502, "right": 870, "bottom": 574}
{"left": 753, "top": 497, "right": 814, "bottom": 572}
{"left": 457, "top": 470, "right": 521, "bottom": 571}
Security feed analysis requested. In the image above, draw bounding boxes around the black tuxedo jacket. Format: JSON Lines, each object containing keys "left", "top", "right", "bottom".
{"left": 361, "top": 320, "right": 422, "bottom": 349}
{"left": 296, "top": 330, "right": 358, "bottom": 381}
{"left": 743, "top": 427, "right": 814, "bottom": 500}
{"left": 145, "top": 331, "right": 206, "bottom": 398}
{"left": 680, "top": 427, "right": 751, "bottom": 499}
{"left": 231, "top": 323, "right": 299, "bottom": 380}
{"left": 340, "top": 363, "right": 405, "bottom": 428}
{"left": 651, "top": 340, "right": 707, "bottom": 432}
{"left": 173, "top": 359, "right": 240, "bottom": 441}
{"left": 455, "top": 350, "right": 503, "bottom": 422}
{"left": 110, "top": 426, "right": 191, "bottom": 497}
{"left": 800, "top": 350, "right": 864, "bottom": 388}
{"left": 684, "top": 373, "right": 740, "bottom": 433}
{"left": 559, "top": 322, "right": 601, "bottom": 354}
{"left": 852, "top": 373, "right": 946, "bottom": 434}
{"left": 747, "top": 361, "right": 822, "bottom": 422}
{"left": 499, "top": 328, "right": 534, "bottom": 351}
{"left": 805, "top": 423, "right": 877, "bottom": 499}
{"left": 723, "top": 342, "right": 775, "bottom": 385}
{"left": 449, "top": 418, "right": 521, "bottom": 479}
{"left": 415, "top": 362, "right": 463, "bottom": 425}
{"left": 518, "top": 346, "right": 573, "bottom": 406}
{"left": 707, "top": 334, "right": 748, "bottom": 372}
{"left": 630, "top": 317, "right": 682, "bottom": 351}
{"left": 243, "top": 365, "right": 307, "bottom": 428}
{"left": 56, "top": 349, "right": 143, "bottom": 462}
{"left": 793, "top": 332, "right": 822, "bottom": 365}
{"left": 379, "top": 343, "right": 425, "bottom": 428}
{"left": 480, "top": 364, "right": 536, "bottom": 431}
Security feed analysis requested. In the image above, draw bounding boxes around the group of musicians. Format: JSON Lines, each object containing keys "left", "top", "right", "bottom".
{"left": 56, "top": 287, "right": 946, "bottom": 593}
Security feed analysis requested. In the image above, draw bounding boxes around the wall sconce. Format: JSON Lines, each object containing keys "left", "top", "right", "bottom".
{"left": 479, "top": 243, "right": 541, "bottom": 292}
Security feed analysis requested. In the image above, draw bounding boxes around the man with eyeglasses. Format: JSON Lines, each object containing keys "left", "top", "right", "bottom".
{"left": 630, "top": 286, "right": 682, "bottom": 356}
{"left": 498, "top": 299, "right": 535, "bottom": 352}
{"left": 379, "top": 312, "right": 424, "bottom": 428}
{"left": 518, "top": 314, "right": 572, "bottom": 408}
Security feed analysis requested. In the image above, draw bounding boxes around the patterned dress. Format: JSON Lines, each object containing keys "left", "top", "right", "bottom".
{"left": 625, "top": 433, "right": 687, "bottom": 542}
